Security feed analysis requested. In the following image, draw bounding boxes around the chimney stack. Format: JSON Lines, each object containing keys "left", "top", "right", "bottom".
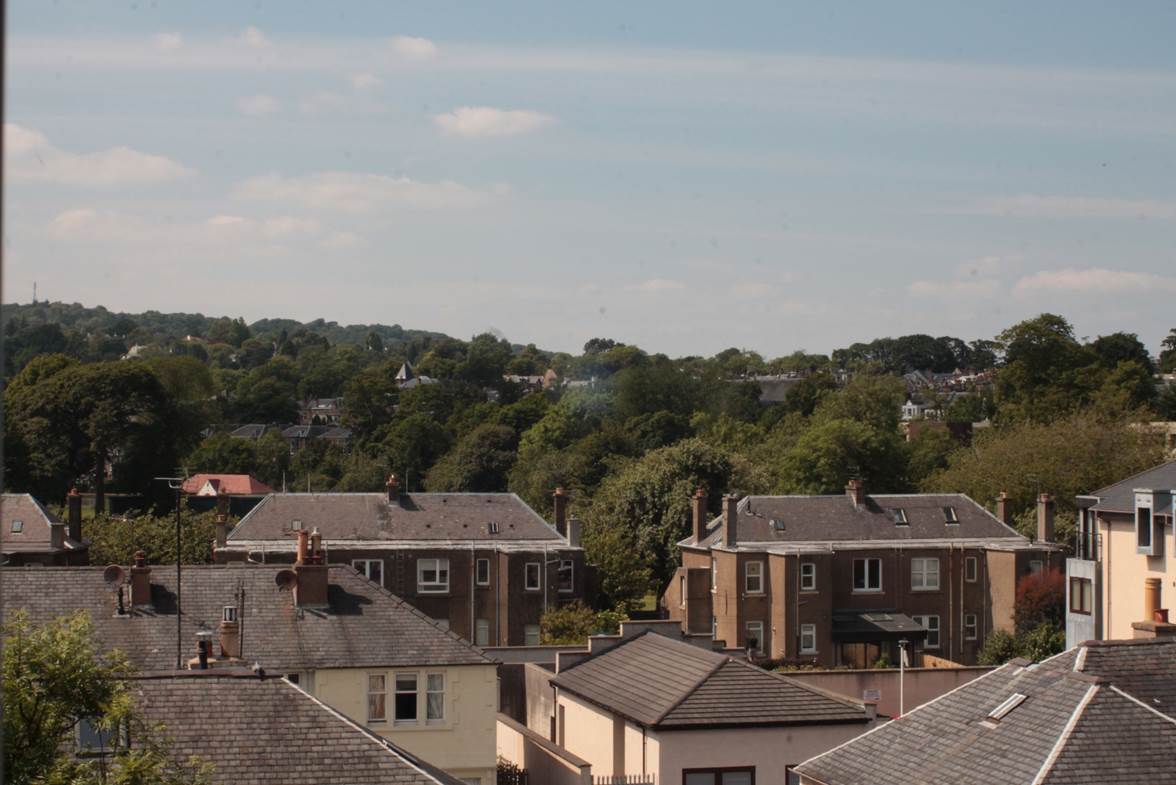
{"left": 722, "top": 494, "right": 739, "bottom": 548}
{"left": 692, "top": 488, "right": 709, "bottom": 543}
{"left": 130, "top": 550, "right": 152, "bottom": 607}
{"left": 1036, "top": 493, "right": 1055, "bottom": 543}
{"left": 67, "top": 488, "right": 83, "bottom": 542}
{"left": 567, "top": 516, "right": 582, "bottom": 548}
{"left": 1145, "top": 577, "right": 1162, "bottom": 623}
{"left": 996, "top": 492, "right": 1012, "bottom": 525}
{"left": 386, "top": 474, "right": 400, "bottom": 504}
{"left": 553, "top": 487, "right": 569, "bottom": 537}
{"left": 214, "top": 490, "right": 229, "bottom": 549}
{"left": 846, "top": 479, "right": 865, "bottom": 507}
{"left": 49, "top": 521, "right": 65, "bottom": 550}
{"left": 219, "top": 606, "right": 241, "bottom": 659}
{"left": 294, "top": 527, "right": 329, "bottom": 607}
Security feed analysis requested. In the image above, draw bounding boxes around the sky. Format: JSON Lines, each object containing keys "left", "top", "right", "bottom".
{"left": 5, "top": 1, "right": 1176, "bottom": 357}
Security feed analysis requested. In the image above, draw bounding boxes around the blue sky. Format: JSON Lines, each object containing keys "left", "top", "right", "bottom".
{"left": 6, "top": 1, "right": 1176, "bottom": 356}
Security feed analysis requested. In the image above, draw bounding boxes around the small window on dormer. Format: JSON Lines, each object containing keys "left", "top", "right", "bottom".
{"left": 943, "top": 506, "right": 959, "bottom": 524}
{"left": 891, "top": 508, "right": 908, "bottom": 525}
{"left": 10, "top": 519, "right": 23, "bottom": 533}
{"left": 488, "top": 522, "right": 499, "bottom": 535}
{"left": 1137, "top": 506, "right": 1153, "bottom": 553}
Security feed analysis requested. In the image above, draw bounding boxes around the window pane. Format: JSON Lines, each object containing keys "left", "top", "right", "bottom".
{"left": 869, "top": 559, "right": 881, "bottom": 588}
{"left": 370, "top": 560, "right": 382, "bottom": 585}
{"left": 722, "top": 772, "right": 753, "bottom": 785}
{"left": 853, "top": 560, "right": 865, "bottom": 589}
{"left": 685, "top": 774, "right": 715, "bottom": 785}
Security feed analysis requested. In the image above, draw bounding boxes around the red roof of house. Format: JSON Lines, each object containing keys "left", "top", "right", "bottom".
{"left": 181, "top": 474, "right": 274, "bottom": 496}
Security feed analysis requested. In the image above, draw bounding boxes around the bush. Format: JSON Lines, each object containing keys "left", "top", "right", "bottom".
{"left": 977, "top": 629, "right": 1020, "bottom": 666}
{"left": 539, "top": 601, "right": 627, "bottom": 645}
{"left": 1015, "top": 568, "right": 1064, "bottom": 634}
{"left": 87, "top": 510, "right": 225, "bottom": 566}
{"left": 1019, "top": 622, "right": 1066, "bottom": 662}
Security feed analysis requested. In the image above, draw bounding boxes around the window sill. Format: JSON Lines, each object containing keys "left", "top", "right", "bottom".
{"left": 417, "top": 589, "right": 450, "bottom": 596}
{"left": 910, "top": 587, "right": 941, "bottom": 593}
{"left": 524, "top": 587, "right": 541, "bottom": 592}
{"left": 744, "top": 591, "right": 765, "bottom": 597}
{"left": 852, "top": 589, "right": 883, "bottom": 594}
{"left": 799, "top": 650, "right": 818, "bottom": 656}
{"left": 800, "top": 588, "right": 818, "bottom": 594}
{"left": 557, "top": 589, "right": 574, "bottom": 594}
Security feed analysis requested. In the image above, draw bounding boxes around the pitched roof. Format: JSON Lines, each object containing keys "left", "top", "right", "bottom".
{"left": 795, "top": 638, "right": 1176, "bottom": 785}
{"left": 181, "top": 474, "right": 274, "bottom": 496}
{"left": 1, "top": 564, "right": 490, "bottom": 672}
{"left": 1, "top": 493, "right": 86, "bottom": 554}
{"left": 551, "top": 631, "right": 870, "bottom": 730}
{"left": 688, "top": 493, "right": 1032, "bottom": 551}
{"left": 227, "top": 492, "right": 568, "bottom": 546}
{"left": 131, "top": 671, "right": 464, "bottom": 785}
{"left": 1084, "top": 460, "right": 1176, "bottom": 515}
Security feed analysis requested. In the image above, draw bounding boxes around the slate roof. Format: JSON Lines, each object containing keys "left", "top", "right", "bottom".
{"left": 1, "top": 564, "right": 490, "bottom": 672}
{"left": 1083, "top": 460, "right": 1176, "bottom": 515}
{"left": 551, "top": 631, "right": 871, "bottom": 730}
{"left": 688, "top": 493, "right": 1031, "bottom": 550}
{"left": 229, "top": 424, "right": 269, "bottom": 439}
{"left": 131, "top": 671, "right": 464, "bottom": 785}
{"left": 181, "top": 474, "right": 274, "bottom": 496}
{"left": 795, "top": 637, "right": 1176, "bottom": 785}
{"left": 227, "top": 492, "right": 568, "bottom": 546}
{"left": 1, "top": 493, "right": 86, "bottom": 555}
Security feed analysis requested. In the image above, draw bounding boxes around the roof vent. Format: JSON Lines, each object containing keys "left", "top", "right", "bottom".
{"left": 891, "top": 508, "right": 908, "bottom": 525}
{"left": 986, "top": 693, "right": 1027, "bottom": 723}
{"left": 943, "top": 506, "right": 959, "bottom": 524}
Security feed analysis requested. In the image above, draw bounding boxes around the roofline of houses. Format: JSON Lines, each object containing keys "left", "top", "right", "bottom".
{"left": 679, "top": 537, "right": 1054, "bottom": 553}
{"left": 222, "top": 539, "right": 583, "bottom": 551}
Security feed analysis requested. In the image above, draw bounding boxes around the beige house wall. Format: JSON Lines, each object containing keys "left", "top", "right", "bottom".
{"left": 312, "top": 663, "right": 498, "bottom": 785}
{"left": 556, "top": 692, "right": 618, "bottom": 775}
{"left": 1101, "top": 512, "right": 1176, "bottom": 639}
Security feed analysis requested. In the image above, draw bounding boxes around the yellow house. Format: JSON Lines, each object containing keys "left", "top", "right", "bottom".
{"left": 1, "top": 561, "right": 499, "bottom": 785}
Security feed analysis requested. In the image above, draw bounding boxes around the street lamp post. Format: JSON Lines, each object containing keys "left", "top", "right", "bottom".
{"left": 898, "top": 638, "right": 909, "bottom": 716}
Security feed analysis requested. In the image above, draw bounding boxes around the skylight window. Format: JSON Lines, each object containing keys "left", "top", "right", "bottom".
{"left": 10, "top": 519, "right": 23, "bottom": 533}
{"left": 488, "top": 522, "right": 499, "bottom": 535}
{"left": 987, "top": 693, "right": 1027, "bottom": 722}
{"left": 891, "top": 508, "right": 908, "bottom": 525}
{"left": 771, "top": 519, "right": 785, "bottom": 532}
{"left": 943, "top": 506, "right": 959, "bottom": 524}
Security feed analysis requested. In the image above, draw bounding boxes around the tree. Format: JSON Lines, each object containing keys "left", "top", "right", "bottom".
{"left": 1015, "top": 568, "right": 1064, "bottom": 634}
{"left": 87, "top": 510, "right": 223, "bottom": 566}
{"left": 1090, "top": 332, "right": 1155, "bottom": 374}
{"left": 183, "top": 433, "right": 257, "bottom": 476}
{"left": 994, "top": 314, "right": 1095, "bottom": 422}
{"left": 383, "top": 414, "right": 452, "bottom": 490}
{"left": 539, "top": 601, "right": 626, "bottom": 644}
{"left": 1160, "top": 328, "right": 1176, "bottom": 373}
{"left": 424, "top": 424, "right": 518, "bottom": 492}
{"left": 775, "top": 418, "right": 908, "bottom": 494}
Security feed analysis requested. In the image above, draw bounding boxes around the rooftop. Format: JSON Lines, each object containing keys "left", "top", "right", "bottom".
{"left": 795, "top": 637, "right": 1176, "bottom": 785}
{"left": 1, "top": 564, "right": 490, "bottom": 672}
{"left": 1083, "top": 460, "right": 1176, "bottom": 515}
{"left": 131, "top": 671, "right": 464, "bottom": 785}
{"left": 181, "top": 474, "right": 274, "bottom": 496}
{"left": 1, "top": 492, "right": 86, "bottom": 555}
{"left": 551, "top": 630, "right": 871, "bottom": 730}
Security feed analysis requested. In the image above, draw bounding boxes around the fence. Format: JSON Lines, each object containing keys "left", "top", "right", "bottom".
{"left": 592, "top": 776, "right": 655, "bottom": 785}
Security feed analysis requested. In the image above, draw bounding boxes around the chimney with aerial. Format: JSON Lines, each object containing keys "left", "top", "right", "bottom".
{"left": 846, "top": 479, "right": 865, "bottom": 508}
{"left": 722, "top": 494, "right": 739, "bottom": 549}
{"left": 294, "top": 528, "right": 329, "bottom": 607}
{"left": 553, "top": 487, "right": 569, "bottom": 537}
{"left": 692, "top": 488, "right": 709, "bottom": 543}
{"left": 1036, "top": 493, "right": 1055, "bottom": 543}
{"left": 67, "top": 488, "right": 83, "bottom": 542}
{"left": 386, "top": 474, "right": 400, "bottom": 505}
{"left": 129, "top": 550, "right": 152, "bottom": 607}
{"left": 996, "top": 491, "right": 1013, "bottom": 526}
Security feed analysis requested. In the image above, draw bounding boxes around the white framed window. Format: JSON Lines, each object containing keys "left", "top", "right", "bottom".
{"left": 800, "top": 562, "right": 817, "bottom": 591}
{"left": 745, "top": 621, "right": 764, "bottom": 654}
{"left": 964, "top": 613, "right": 978, "bottom": 640}
{"left": 524, "top": 624, "right": 541, "bottom": 646}
{"left": 1029, "top": 560, "right": 1044, "bottom": 574}
{"left": 10, "top": 519, "right": 23, "bottom": 533}
{"left": 394, "top": 673, "right": 418, "bottom": 724}
{"left": 911, "top": 558, "right": 940, "bottom": 591}
{"left": 353, "top": 559, "right": 383, "bottom": 586}
{"left": 76, "top": 717, "right": 127, "bottom": 755}
{"left": 1070, "top": 578, "right": 1093, "bottom": 615}
{"left": 943, "top": 506, "right": 959, "bottom": 524}
{"left": 475, "top": 619, "right": 490, "bottom": 646}
{"left": 745, "top": 561, "right": 764, "bottom": 594}
{"left": 524, "top": 562, "right": 541, "bottom": 591}
{"left": 852, "top": 558, "right": 882, "bottom": 592}
{"left": 710, "top": 556, "right": 717, "bottom": 591}
{"left": 913, "top": 615, "right": 940, "bottom": 649}
{"left": 476, "top": 558, "right": 490, "bottom": 586}
{"left": 426, "top": 673, "right": 445, "bottom": 723}
{"left": 367, "top": 674, "right": 387, "bottom": 723}
{"left": 965, "top": 556, "right": 978, "bottom": 583}
{"left": 799, "top": 623, "right": 817, "bottom": 654}
{"left": 558, "top": 559, "right": 574, "bottom": 593}
{"left": 890, "top": 508, "right": 908, "bottom": 525}
{"left": 417, "top": 559, "right": 449, "bottom": 593}
{"left": 1136, "top": 505, "right": 1154, "bottom": 553}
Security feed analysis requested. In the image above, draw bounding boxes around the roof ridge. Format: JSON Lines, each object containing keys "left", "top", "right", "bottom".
{"left": 1089, "top": 459, "right": 1176, "bottom": 498}
{"left": 1030, "top": 683, "right": 1100, "bottom": 785}
{"left": 751, "top": 662, "right": 869, "bottom": 711}
{"left": 654, "top": 653, "right": 731, "bottom": 725}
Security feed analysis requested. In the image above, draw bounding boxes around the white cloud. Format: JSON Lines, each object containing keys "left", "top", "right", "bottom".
{"left": 232, "top": 171, "right": 499, "bottom": 212}
{"left": 298, "top": 91, "right": 348, "bottom": 114}
{"left": 236, "top": 94, "right": 279, "bottom": 116}
{"left": 233, "top": 26, "right": 272, "bottom": 49}
{"left": 907, "top": 279, "right": 1001, "bottom": 298}
{"left": 1012, "top": 268, "right": 1176, "bottom": 295}
{"left": 350, "top": 72, "right": 381, "bottom": 90}
{"left": 390, "top": 35, "right": 437, "bottom": 60}
{"left": 153, "top": 32, "right": 183, "bottom": 51}
{"left": 4, "top": 123, "right": 195, "bottom": 187}
{"left": 952, "top": 194, "right": 1176, "bottom": 221}
{"left": 434, "top": 106, "right": 556, "bottom": 138}
{"left": 627, "top": 278, "right": 685, "bottom": 293}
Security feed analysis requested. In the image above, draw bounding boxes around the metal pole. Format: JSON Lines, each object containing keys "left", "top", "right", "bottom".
{"left": 176, "top": 484, "right": 182, "bottom": 669}
{"left": 898, "top": 638, "right": 908, "bottom": 716}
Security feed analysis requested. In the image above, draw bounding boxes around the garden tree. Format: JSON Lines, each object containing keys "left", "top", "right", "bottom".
{"left": 783, "top": 372, "right": 838, "bottom": 416}
{"left": 539, "top": 601, "right": 626, "bottom": 644}
{"left": 1015, "top": 568, "right": 1064, "bottom": 634}
{"left": 1087, "top": 360, "right": 1157, "bottom": 415}
{"left": 365, "top": 330, "right": 385, "bottom": 354}
{"left": 905, "top": 427, "right": 957, "bottom": 486}
{"left": 3, "top": 611, "right": 213, "bottom": 785}
{"left": 290, "top": 439, "right": 347, "bottom": 491}
{"left": 608, "top": 362, "right": 700, "bottom": 421}
{"left": 416, "top": 337, "right": 467, "bottom": 379}
{"left": 143, "top": 355, "right": 220, "bottom": 451}
{"left": 382, "top": 413, "right": 453, "bottom": 490}
{"left": 691, "top": 412, "right": 768, "bottom": 456}
{"left": 494, "top": 392, "right": 551, "bottom": 436}
{"left": 831, "top": 334, "right": 961, "bottom": 374}
{"left": 994, "top": 313, "right": 1095, "bottom": 423}
{"left": 924, "top": 412, "right": 1166, "bottom": 544}
{"left": 236, "top": 337, "right": 274, "bottom": 369}
{"left": 232, "top": 356, "right": 299, "bottom": 422}
{"left": 811, "top": 373, "right": 906, "bottom": 434}
{"left": 774, "top": 418, "right": 908, "bottom": 494}
{"left": 509, "top": 428, "right": 636, "bottom": 516}
{"left": 977, "top": 629, "right": 1020, "bottom": 666}
{"left": 712, "top": 348, "right": 767, "bottom": 378}
{"left": 334, "top": 451, "right": 392, "bottom": 492}
{"left": 627, "top": 410, "right": 693, "bottom": 452}
{"left": 87, "top": 510, "right": 223, "bottom": 566}
{"left": 253, "top": 430, "right": 292, "bottom": 488}
{"left": 507, "top": 343, "right": 551, "bottom": 375}
{"left": 183, "top": 432, "right": 258, "bottom": 476}
{"left": 459, "top": 332, "right": 513, "bottom": 387}
{"left": 1090, "top": 332, "right": 1155, "bottom": 374}
{"left": 583, "top": 438, "right": 764, "bottom": 599}
{"left": 424, "top": 423, "right": 518, "bottom": 492}
{"left": 5, "top": 357, "right": 179, "bottom": 510}
{"left": 1160, "top": 328, "right": 1176, "bottom": 373}
{"left": 341, "top": 362, "right": 400, "bottom": 437}
{"left": 205, "top": 316, "right": 251, "bottom": 347}
{"left": 945, "top": 390, "right": 988, "bottom": 423}
{"left": 1158, "top": 382, "right": 1176, "bottom": 420}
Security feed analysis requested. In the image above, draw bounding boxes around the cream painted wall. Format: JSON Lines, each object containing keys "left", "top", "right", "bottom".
{"left": 623, "top": 719, "right": 657, "bottom": 777}
{"left": 655, "top": 723, "right": 872, "bottom": 785}
{"left": 312, "top": 663, "right": 497, "bottom": 784}
{"left": 556, "top": 692, "right": 618, "bottom": 775}
{"left": 1102, "top": 515, "right": 1176, "bottom": 639}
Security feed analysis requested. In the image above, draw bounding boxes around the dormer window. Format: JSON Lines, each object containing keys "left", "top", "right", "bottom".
{"left": 10, "top": 519, "right": 22, "bottom": 533}
{"left": 891, "top": 508, "right": 908, "bottom": 525}
{"left": 1134, "top": 490, "right": 1169, "bottom": 557}
{"left": 1138, "top": 505, "right": 1153, "bottom": 552}
{"left": 943, "top": 506, "right": 959, "bottom": 524}
{"left": 488, "top": 522, "right": 499, "bottom": 535}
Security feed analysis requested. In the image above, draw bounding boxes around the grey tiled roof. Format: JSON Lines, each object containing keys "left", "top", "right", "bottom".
{"left": 1085, "top": 460, "right": 1176, "bottom": 514}
{"left": 229, "top": 492, "right": 566, "bottom": 544}
{"left": 795, "top": 638, "right": 1176, "bottom": 785}
{"left": 1, "top": 493, "right": 86, "bottom": 554}
{"left": 2, "top": 565, "right": 490, "bottom": 673}
{"left": 551, "top": 631, "right": 870, "bottom": 729}
{"left": 690, "top": 493, "right": 1028, "bottom": 548}
{"left": 131, "top": 672, "right": 464, "bottom": 785}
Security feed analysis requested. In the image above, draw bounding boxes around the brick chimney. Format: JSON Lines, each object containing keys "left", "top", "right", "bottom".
{"left": 129, "top": 550, "right": 152, "bottom": 607}
{"left": 722, "top": 494, "right": 739, "bottom": 548}
{"left": 567, "top": 516, "right": 582, "bottom": 548}
{"left": 1132, "top": 577, "right": 1176, "bottom": 638}
{"left": 846, "top": 479, "right": 865, "bottom": 507}
{"left": 294, "top": 528, "right": 329, "bottom": 607}
{"left": 386, "top": 474, "right": 401, "bottom": 504}
{"left": 692, "top": 488, "right": 709, "bottom": 543}
{"left": 49, "top": 521, "right": 65, "bottom": 550}
{"left": 996, "top": 492, "right": 1012, "bottom": 525}
{"left": 1145, "top": 577, "right": 1162, "bottom": 621}
{"left": 219, "top": 606, "right": 241, "bottom": 659}
{"left": 214, "top": 490, "right": 230, "bottom": 549}
{"left": 67, "top": 488, "right": 83, "bottom": 542}
{"left": 553, "top": 487, "right": 569, "bottom": 537}
{"left": 1036, "top": 493, "right": 1055, "bottom": 543}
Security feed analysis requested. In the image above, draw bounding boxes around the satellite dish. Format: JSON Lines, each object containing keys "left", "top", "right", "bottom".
{"left": 275, "top": 569, "right": 298, "bottom": 591}
{"left": 103, "top": 565, "right": 125, "bottom": 586}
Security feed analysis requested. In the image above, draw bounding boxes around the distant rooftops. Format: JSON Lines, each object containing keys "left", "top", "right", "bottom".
{"left": 1, "top": 492, "right": 86, "bottom": 556}
{"left": 181, "top": 473, "right": 274, "bottom": 496}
